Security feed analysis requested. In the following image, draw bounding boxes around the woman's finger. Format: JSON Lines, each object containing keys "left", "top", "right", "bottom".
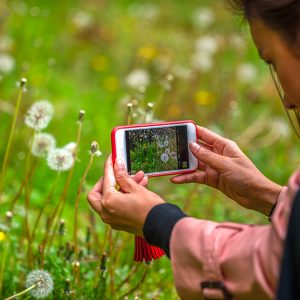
{"left": 103, "top": 155, "right": 117, "bottom": 194}
{"left": 197, "top": 126, "right": 228, "bottom": 146}
{"left": 170, "top": 171, "right": 206, "bottom": 184}
{"left": 87, "top": 185, "right": 103, "bottom": 214}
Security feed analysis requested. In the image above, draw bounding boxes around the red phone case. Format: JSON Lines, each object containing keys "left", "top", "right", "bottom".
{"left": 111, "top": 120, "right": 198, "bottom": 177}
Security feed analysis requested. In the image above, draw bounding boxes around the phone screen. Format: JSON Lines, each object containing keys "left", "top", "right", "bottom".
{"left": 125, "top": 125, "right": 190, "bottom": 175}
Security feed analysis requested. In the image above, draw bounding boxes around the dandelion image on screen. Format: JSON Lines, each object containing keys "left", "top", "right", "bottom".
{"left": 129, "top": 127, "right": 179, "bottom": 174}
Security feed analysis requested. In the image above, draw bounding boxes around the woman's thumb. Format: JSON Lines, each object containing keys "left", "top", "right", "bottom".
{"left": 189, "top": 142, "right": 227, "bottom": 170}
{"left": 114, "top": 159, "right": 139, "bottom": 192}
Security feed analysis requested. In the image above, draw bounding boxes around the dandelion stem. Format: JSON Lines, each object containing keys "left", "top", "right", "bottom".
{"left": 31, "top": 172, "right": 60, "bottom": 241}
{"left": 23, "top": 131, "right": 35, "bottom": 268}
{"left": 0, "top": 79, "right": 26, "bottom": 200}
{"left": 74, "top": 153, "right": 95, "bottom": 259}
{"left": 9, "top": 160, "right": 37, "bottom": 212}
{"left": 46, "top": 117, "right": 83, "bottom": 251}
{"left": 4, "top": 284, "right": 37, "bottom": 300}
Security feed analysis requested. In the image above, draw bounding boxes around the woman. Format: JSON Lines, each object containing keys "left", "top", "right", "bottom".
{"left": 88, "top": 1, "right": 300, "bottom": 299}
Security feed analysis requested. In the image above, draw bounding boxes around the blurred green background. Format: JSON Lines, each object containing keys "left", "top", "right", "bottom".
{"left": 0, "top": 0, "right": 299, "bottom": 299}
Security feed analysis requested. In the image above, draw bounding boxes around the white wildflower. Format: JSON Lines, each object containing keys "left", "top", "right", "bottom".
{"left": 192, "top": 7, "right": 215, "bottom": 28}
{"left": 195, "top": 35, "right": 218, "bottom": 55}
{"left": 160, "top": 153, "right": 169, "bottom": 163}
{"left": 25, "top": 101, "right": 54, "bottom": 131}
{"left": 126, "top": 69, "right": 150, "bottom": 90}
{"left": 25, "top": 270, "right": 54, "bottom": 298}
{"left": 0, "top": 53, "right": 15, "bottom": 74}
{"left": 237, "top": 63, "right": 257, "bottom": 84}
{"left": 47, "top": 148, "right": 74, "bottom": 172}
{"left": 32, "top": 133, "right": 56, "bottom": 158}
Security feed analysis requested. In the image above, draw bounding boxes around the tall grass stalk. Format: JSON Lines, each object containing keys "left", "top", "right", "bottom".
{"left": 117, "top": 265, "right": 149, "bottom": 300}
{"left": 23, "top": 132, "right": 36, "bottom": 268}
{"left": 31, "top": 172, "right": 61, "bottom": 242}
{"left": 73, "top": 151, "right": 96, "bottom": 259}
{"left": 0, "top": 78, "right": 27, "bottom": 200}
{"left": 9, "top": 161, "right": 36, "bottom": 212}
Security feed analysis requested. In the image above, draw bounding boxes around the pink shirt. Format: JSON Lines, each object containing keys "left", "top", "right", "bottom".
{"left": 170, "top": 170, "right": 300, "bottom": 300}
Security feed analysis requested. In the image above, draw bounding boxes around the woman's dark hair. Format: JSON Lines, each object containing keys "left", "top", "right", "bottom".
{"left": 227, "top": 0, "right": 300, "bottom": 44}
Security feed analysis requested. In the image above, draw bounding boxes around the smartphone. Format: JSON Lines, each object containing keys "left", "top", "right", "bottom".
{"left": 111, "top": 120, "right": 198, "bottom": 177}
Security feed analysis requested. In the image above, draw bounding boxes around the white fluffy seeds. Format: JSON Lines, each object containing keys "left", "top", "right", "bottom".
{"left": 47, "top": 148, "right": 74, "bottom": 172}
{"left": 31, "top": 133, "right": 56, "bottom": 158}
{"left": 25, "top": 101, "right": 54, "bottom": 131}
{"left": 25, "top": 270, "right": 54, "bottom": 298}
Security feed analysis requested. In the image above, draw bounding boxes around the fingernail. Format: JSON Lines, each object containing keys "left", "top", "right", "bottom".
{"left": 189, "top": 142, "right": 200, "bottom": 152}
{"left": 116, "top": 158, "right": 125, "bottom": 170}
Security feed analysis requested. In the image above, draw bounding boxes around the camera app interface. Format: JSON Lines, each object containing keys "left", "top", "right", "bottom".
{"left": 125, "top": 125, "right": 190, "bottom": 175}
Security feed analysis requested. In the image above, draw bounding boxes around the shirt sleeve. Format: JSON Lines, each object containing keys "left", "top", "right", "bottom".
{"left": 170, "top": 172, "right": 299, "bottom": 300}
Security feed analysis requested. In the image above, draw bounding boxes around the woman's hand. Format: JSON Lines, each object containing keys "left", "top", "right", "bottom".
{"left": 87, "top": 155, "right": 165, "bottom": 236}
{"left": 171, "top": 126, "right": 282, "bottom": 215}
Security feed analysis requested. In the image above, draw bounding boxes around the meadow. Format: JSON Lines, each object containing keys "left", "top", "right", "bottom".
{"left": 0, "top": 0, "right": 299, "bottom": 299}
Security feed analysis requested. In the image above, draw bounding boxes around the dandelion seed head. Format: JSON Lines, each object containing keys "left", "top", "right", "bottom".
{"left": 192, "top": 52, "right": 214, "bottom": 72}
{"left": 161, "top": 153, "right": 169, "bottom": 163}
{"left": 164, "top": 140, "right": 169, "bottom": 147}
{"left": 47, "top": 149, "right": 74, "bottom": 172}
{"left": 126, "top": 69, "right": 150, "bottom": 90}
{"left": 32, "top": 133, "right": 56, "bottom": 158}
{"left": 25, "top": 101, "right": 54, "bottom": 131}
{"left": 72, "top": 11, "right": 93, "bottom": 29}
{"left": 25, "top": 270, "right": 54, "bottom": 298}
{"left": 193, "top": 7, "right": 215, "bottom": 28}
{"left": 237, "top": 63, "right": 257, "bottom": 84}
{"left": 195, "top": 35, "right": 218, "bottom": 55}
{"left": 0, "top": 53, "right": 15, "bottom": 74}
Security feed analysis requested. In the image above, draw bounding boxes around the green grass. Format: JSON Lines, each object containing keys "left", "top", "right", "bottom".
{"left": 0, "top": 0, "right": 299, "bottom": 299}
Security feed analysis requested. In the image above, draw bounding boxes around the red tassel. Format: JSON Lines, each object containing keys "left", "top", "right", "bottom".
{"left": 134, "top": 236, "right": 165, "bottom": 262}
